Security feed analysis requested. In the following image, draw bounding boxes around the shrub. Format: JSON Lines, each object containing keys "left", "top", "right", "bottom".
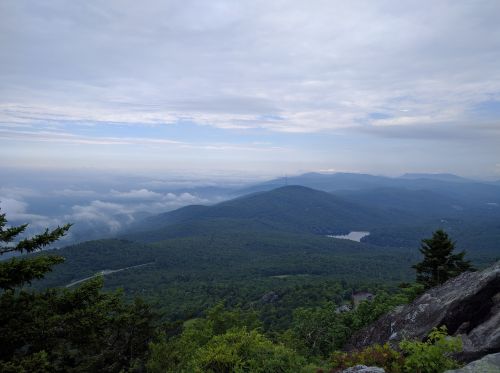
{"left": 192, "top": 328, "right": 305, "bottom": 373}
{"left": 329, "top": 343, "right": 404, "bottom": 373}
{"left": 399, "top": 326, "right": 462, "bottom": 373}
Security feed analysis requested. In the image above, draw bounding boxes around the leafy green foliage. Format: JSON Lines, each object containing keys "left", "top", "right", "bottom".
{"left": 0, "top": 351, "right": 51, "bottom": 373}
{"left": 286, "top": 289, "right": 413, "bottom": 359}
{"left": 413, "top": 230, "right": 474, "bottom": 289}
{"left": 330, "top": 343, "right": 404, "bottom": 373}
{"left": 286, "top": 303, "right": 351, "bottom": 357}
{"left": 0, "top": 255, "right": 65, "bottom": 290}
{"left": 0, "top": 210, "right": 71, "bottom": 255}
{"left": 193, "top": 328, "right": 305, "bottom": 373}
{"left": 35, "top": 232, "right": 417, "bottom": 329}
{"left": 399, "top": 326, "right": 462, "bottom": 373}
{"left": 147, "top": 304, "right": 304, "bottom": 373}
{"left": 0, "top": 209, "right": 157, "bottom": 372}
{"left": 327, "top": 327, "right": 462, "bottom": 373}
{"left": 147, "top": 304, "right": 263, "bottom": 372}
{"left": 0, "top": 277, "right": 157, "bottom": 372}
{"left": 345, "top": 291, "right": 410, "bottom": 331}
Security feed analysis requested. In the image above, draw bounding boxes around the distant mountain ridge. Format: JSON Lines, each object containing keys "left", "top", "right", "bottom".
{"left": 237, "top": 172, "right": 500, "bottom": 206}
{"left": 126, "top": 185, "right": 391, "bottom": 241}
{"left": 400, "top": 173, "right": 474, "bottom": 183}
{"left": 125, "top": 176, "right": 500, "bottom": 258}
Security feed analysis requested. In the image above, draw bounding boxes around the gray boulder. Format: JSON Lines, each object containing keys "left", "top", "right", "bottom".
{"left": 444, "top": 352, "right": 500, "bottom": 372}
{"left": 346, "top": 261, "right": 500, "bottom": 362}
{"left": 340, "top": 365, "right": 385, "bottom": 373}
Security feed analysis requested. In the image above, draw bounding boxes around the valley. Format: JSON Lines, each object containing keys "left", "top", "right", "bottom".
{"left": 34, "top": 173, "right": 500, "bottom": 330}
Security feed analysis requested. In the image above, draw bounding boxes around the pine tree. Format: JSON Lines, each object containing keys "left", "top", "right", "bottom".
{"left": 0, "top": 208, "right": 157, "bottom": 371}
{"left": 413, "top": 229, "right": 474, "bottom": 289}
{"left": 0, "top": 208, "right": 71, "bottom": 290}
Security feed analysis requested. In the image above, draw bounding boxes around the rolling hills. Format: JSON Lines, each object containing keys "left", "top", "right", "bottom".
{"left": 34, "top": 178, "right": 500, "bottom": 326}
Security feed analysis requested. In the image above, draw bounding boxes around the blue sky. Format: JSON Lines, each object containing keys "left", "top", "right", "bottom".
{"left": 1, "top": 0, "right": 500, "bottom": 178}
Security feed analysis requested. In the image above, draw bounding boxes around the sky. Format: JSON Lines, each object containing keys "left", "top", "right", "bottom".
{"left": 1, "top": 0, "right": 500, "bottom": 178}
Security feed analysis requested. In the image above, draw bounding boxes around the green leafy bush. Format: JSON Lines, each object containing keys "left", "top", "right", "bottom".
{"left": 147, "top": 304, "right": 305, "bottom": 372}
{"left": 193, "top": 328, "right": 305, "bottom": 373}
{"left": 327, "top": 327, "right": 461, "bottom": 373}
{"left": 330, "top": 343, "right": 404, "bottom": 373}
{"left": 288, "top": 302, "right": 350, "bottom": 357}
{"left": 399, "top": 326, "right": 462, "bottom": 373}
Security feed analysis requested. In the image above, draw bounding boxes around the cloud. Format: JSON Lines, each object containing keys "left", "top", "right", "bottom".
{"left": 110, "top": 189, "right": 163, "bottom": 200}
{"left": 0, "top": 187, "right": 40, "bottom": 199}
{"left": 356, "top": 120, "right": 500, "bottom": 141}
{"left": 0, "top": 128, "right": 182, "bottom": 146}
{"left": 0, "top": 197, "right": 61, "bottom": 233}
{"left": 65, "top": 190, "right": 213, "bottom": 234}
{"left": 55, "top": 189, "right": 99, "bottom": 197}
{"left": 68, "top": 200, "right": 133, "bottom": 233}
{"left": 1, "top": 0, "right": 499, "bottom": 136}
{"left": 0, "top": 197, "right": 30, "bottom": 219}
{"left": 0, "top": 125, "right": 286, "bottom": 153}
{"left": 1, "top": 1, "right": 500, "bottom": 177}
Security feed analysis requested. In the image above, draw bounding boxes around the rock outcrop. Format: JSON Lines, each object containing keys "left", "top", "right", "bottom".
{"left": 339, "top": 366, "right": 385, "bottom": 373}
{"left": 444, "top": 352, "right": 500, "bottom": 372}
{"left": 346, "top": 261, "right": 500, "bottom": 362}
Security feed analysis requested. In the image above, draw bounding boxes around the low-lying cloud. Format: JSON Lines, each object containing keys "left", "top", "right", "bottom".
{"left": 1, "top": 181, "right": 224, "bottom": 244}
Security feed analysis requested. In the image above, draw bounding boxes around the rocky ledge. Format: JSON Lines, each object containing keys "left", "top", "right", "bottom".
{"left": 346, "top": 261, "right": 500, "bottom": 362}
{"left": 339, "top": 366, "right": 385, "bottom": 373}
{"left": 444, "top": 352, "right": 500, "bottom": 372}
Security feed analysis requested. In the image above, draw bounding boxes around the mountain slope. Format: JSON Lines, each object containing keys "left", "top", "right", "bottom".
{"left": 125, "top": 183, "right": 500, "bottom": 256}
{"left": 335, "top": 188, "right": 465, "bottom": 218}
{"left": 125, "top": 185, "right": 398, "bottom": 242}
{"left": 400, "top": 173, "right": 474, "bottom": 183}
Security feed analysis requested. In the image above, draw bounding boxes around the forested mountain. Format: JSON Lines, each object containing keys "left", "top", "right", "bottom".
{"left": 36, "top": 182, "right": 500, "bottom": 324}
{"left": 123, "top": 182, "right": 500, "bottom": 261}
{"left": 127, "top": 185, "right": 394, "bottom": 240}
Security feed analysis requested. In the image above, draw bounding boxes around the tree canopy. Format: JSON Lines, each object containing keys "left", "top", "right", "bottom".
{"left": 0, "top": 209, "right": 157, "bottom": 372}
{"left": 0, "top": 209, "right": 71, "bottom": 290}
{"left": 413, "top": 229, "right": 474, "bottom": 289}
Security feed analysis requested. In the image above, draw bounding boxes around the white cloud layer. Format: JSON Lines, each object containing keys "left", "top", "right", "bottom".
{"left": 1, "top": 182, "right": 219, "bottom": 240}
{"left": 1, "top": 0, "right": 499, "bottom": 135}
{"left": 65, "top": 190, "right": 212, "bottom": 234}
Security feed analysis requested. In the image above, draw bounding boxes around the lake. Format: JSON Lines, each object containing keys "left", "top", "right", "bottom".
{"left": 326, "top": 231, "right": 370, "bottom": 242}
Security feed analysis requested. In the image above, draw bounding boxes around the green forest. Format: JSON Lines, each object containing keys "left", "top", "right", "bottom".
{"left": 1, "top": 200, "right": 486, "bottom": 372}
